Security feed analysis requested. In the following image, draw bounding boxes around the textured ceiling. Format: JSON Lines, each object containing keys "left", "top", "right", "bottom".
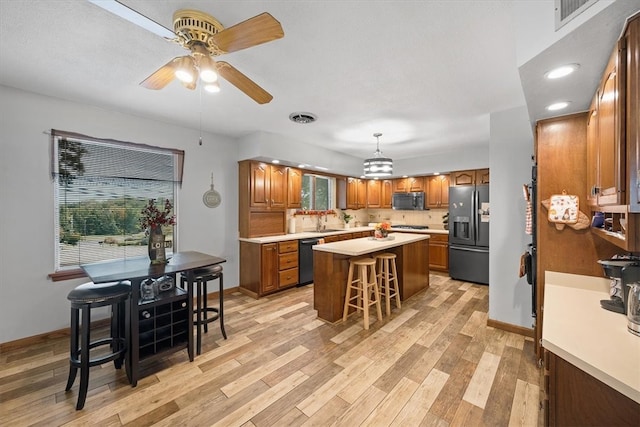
{"left": 0, "top": 1, "right": 637, "bottom": 163}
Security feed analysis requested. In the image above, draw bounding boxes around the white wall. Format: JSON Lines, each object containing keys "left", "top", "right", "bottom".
{"left": 238, "top": 131, "right": 364, "bottom": 176}
{"left": 513, "top": 0, "right": 616, "bottom": 66}
{"left": 0, "top": 85, "right": 239, "bottom": 343}
{"left": 396, "top": 147, "right": 490, "bottom": 177}
{"left": 488, "top": 106, "right": 535, "bottom": 329}
{"left": 238, "top": 130, "right": 490, "bottom": 178}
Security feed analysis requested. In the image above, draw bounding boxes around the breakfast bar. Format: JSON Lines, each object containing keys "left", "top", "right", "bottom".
{"left": 81, "top": 251, "right": 226, "bottom": 386}
{"left": 312, "top": 233, "right": 430, "bottom": 322}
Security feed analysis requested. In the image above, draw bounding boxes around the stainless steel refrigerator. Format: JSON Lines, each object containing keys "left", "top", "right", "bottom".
{"left": 448, "top": 184, "right": 490, "bottom": 285}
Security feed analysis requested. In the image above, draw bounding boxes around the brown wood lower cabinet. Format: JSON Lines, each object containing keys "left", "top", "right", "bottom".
{"left": 392, "top": 231, "right": 449, "bottom": 273}
{"left": 544, "top": 349, "right": 640, "bottom": 427}
{"left": 240, "top": 232, "right": 377, "bottom": 298}
{"left": 240, "top": 240, "right": 299, "bottom": 297}
{"left": 428, "top": 233, "right": 449, "bottom": 272}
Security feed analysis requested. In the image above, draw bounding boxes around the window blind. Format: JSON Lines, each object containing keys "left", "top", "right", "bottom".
{"left": 51, "top": 130, "right": 184, "bottom": 270}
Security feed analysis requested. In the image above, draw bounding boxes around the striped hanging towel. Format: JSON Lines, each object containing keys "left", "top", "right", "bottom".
{"left": 523, "top": 184, "right": 532, "bottom": 235}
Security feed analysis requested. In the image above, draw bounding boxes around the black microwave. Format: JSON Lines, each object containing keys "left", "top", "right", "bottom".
{"left": 392, "top": 192, "right": 425, "bottom": 210}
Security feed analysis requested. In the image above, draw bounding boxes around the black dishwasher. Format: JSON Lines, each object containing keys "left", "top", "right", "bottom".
{"left": 299, "top": 238, "right": 320, "bottom": 285}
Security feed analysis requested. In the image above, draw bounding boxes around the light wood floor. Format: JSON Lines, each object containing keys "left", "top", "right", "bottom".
{"left": 0, "top": 273, "right": 543, "bottom": 426}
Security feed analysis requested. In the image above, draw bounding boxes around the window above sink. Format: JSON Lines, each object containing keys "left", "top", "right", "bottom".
{"left": 302, "top": 173, "right": 336, "bottom": 210}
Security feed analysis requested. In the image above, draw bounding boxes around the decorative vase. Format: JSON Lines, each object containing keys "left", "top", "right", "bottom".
{"left": 148, "top": 226, "right": 167, "bottom": 264}
{"left": 375, "top": 229, "right": 388, "bottom": 239}
{"left": 344, "top": 223, "right": 350, "bottom": 229}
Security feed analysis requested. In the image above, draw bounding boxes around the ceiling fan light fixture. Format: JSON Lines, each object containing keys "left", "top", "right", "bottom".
{"left": 364, "top": 133, "right": 393, "bottom": 177}
{"left": 174, "top": 56, "right": 197, "bottom": 83}
{"left": 204, "top": 81, "right": 221, "bottom": 93}
{"left": 200, "top": 69, "right": 218, "bottom": 83}
{"left": 198, "top": 55, "right": 218, "bottom": 83}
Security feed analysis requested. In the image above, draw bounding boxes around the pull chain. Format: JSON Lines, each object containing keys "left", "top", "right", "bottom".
{"left": 198, "top": 84, "right": 203, "bottom": 146}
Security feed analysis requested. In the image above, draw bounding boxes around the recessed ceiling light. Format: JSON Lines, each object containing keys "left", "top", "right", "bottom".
{"left": 433, "top": 172, "right": 440, "bottom": 176}
{"left": 546, "top": 101, "right": 571, "bottom": 111}
{"left": 298, "top": 164, "right": 307, "bottom": 168}
{"left": 315, "top": 166, "right": 329, "bottom": 171}
{"left": 545, "top": 64, "right": 580, "bottom": 79}
{"left": 272, "top": 159, "right": 280, "bottom": 164}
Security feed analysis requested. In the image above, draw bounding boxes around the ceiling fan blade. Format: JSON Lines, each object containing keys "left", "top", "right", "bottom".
{"left": 211, "top": 12, "right": 284, "bottom": 53}
{"left": 140, "top": 59, "right": 176, "bottom": 89}
{"left": 216, "top": 61, "right": 273, "bottom": 104}
{"left": 87, "top": 0, "right": 175, "bottom": 40}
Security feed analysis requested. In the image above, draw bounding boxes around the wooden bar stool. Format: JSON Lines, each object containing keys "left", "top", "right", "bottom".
{"left": 180, "top": 265, "right": 226, "bottom": 355}
{"left": 342, "top": 257, "right": 382, "bottom": 330}
{"left": 375, "top": 253, "right": 401, "bottom": 317}
{"left": 65, "top": 280, "right": 131, "bottom": 410}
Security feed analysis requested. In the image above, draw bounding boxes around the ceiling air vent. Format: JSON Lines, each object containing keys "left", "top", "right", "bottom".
{"left": 289, "top": 112, "right": 317, "bottom": 124}
{"left": 555, "top": 0, "right": 599, "bottom": 30}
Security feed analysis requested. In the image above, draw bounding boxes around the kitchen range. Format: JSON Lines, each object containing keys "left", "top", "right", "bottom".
{"left": 392, "top": 225, "right": 429, "bottom": 230}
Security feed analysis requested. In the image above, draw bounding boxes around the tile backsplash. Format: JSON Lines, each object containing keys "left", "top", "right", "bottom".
{"left": 288, "top": 208, "right": 448, "bottom": 233}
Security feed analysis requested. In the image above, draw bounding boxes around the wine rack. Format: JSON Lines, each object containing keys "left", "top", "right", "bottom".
{"left": 137, "top": 287, "right": 189, "bottom": 360}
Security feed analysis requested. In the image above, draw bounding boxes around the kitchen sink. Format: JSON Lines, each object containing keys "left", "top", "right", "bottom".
{"left": 311, "top": 229, "right": 344, "bottom": 233}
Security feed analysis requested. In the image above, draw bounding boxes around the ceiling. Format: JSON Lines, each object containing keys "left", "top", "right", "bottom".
{"left": 0, "top": 1, "right": 638, "bottom": 163}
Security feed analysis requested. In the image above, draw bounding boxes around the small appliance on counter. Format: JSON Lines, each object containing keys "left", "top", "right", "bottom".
{"left": 598, "top": 257, "right": 640, "bottom": 315}
{"left": 622, "top": 264, "right": 640, "bottom": 336}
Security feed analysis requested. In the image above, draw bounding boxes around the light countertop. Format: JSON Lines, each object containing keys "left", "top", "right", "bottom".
{"left": 239, "top": 226, "right": 446, "bottom": 244}
{"left": 542, "top": 271, "right": 640, "bottom": 403}
{"left": 312, "top": 232, "right": 430, "bottom": 256}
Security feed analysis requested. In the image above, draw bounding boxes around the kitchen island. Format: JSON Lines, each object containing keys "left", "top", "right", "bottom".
{"left": 312, "top": 233, "right": 430, "bottom": 323}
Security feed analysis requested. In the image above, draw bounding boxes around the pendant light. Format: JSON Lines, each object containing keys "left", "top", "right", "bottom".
{"left": 363, "top": 132, "right": 393, "bottom": 177}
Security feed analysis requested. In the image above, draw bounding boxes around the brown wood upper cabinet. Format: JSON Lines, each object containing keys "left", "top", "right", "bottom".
{"left": 451, "top": 169, "right": 489, "bottom": 186}
{"left": 426, "top": 175, "right": 450, "bottom": 208}
{"left": 287, "top": 167, "right": 302, "bottom": 209}
{"left": 587, "top": 47, "right": 625, "bottom": 206}
{"left": 627, "top": 14, "right": 640, "bottom": 213}
{"left": 248, "top": 162, "right": 287, "bottom": 209}
{"left": 238, "top": 160, "right": 287, "bottom": 238}
{"left": 393, "top": 176, "right": 424, "bottom": 193}
{"left": 381, "top": 179, "right": 393, "bottom": 208}
{"left": 347, "top": 177, "right": 367, "bottom": 209}
{"left": 366, "top": 179, "right": 381, "bottom": 208}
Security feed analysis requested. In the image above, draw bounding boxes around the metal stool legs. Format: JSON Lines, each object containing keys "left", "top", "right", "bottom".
{"left": 194, "top": 272, "right": 227, "bottom": 354}
{"left": 65, "top": 281, "right": 129, "bottom": 410}
{"left": 182, "top": 267, "right": 226, "bottom": 355}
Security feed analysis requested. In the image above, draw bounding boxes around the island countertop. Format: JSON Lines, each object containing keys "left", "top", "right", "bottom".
{"left": 313, "top": 232, "right": 430, "bottom": 256}
{"left": 542, "top": 271, "right": 640, "bottom": 403}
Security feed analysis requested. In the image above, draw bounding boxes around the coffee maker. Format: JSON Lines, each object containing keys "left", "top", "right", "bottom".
{"left": 622, "top": 264, "right": 640, "bottom": 336}
{"left": 598, "top": 259, "right": 639, "bottom": 314}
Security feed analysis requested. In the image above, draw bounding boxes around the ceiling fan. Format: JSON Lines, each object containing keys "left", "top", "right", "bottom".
{"left": 88, "top": 0, "right": 284, "bottom": 104}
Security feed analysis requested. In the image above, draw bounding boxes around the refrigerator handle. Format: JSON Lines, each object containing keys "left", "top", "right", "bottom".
{"left": 473, "top": 190, "right": 479, "bottom": 242}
